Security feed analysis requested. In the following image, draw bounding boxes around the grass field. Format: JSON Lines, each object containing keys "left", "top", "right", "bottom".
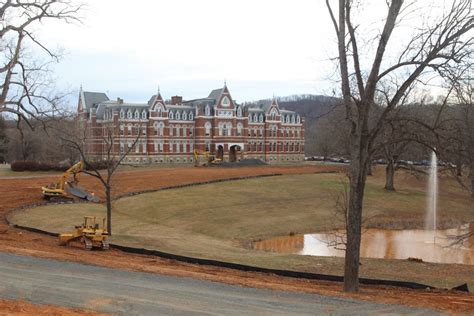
{"left": 11, "top": 167, "right": 474, "bottom": 288}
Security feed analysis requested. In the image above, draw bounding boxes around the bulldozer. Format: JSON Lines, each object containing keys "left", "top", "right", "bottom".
{"left": 193, "top": 150, "right": 222, "bottom": 167}
{"left": 58, "top": 216, "right": 109, "bottom": 250}
{"left": 42, "top": 161, "right": 99, "bottom": 202}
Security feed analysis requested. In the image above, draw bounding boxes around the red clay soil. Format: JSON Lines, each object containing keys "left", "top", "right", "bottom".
{"left": 0, "top": 300, "right": 108, "bottom": 315}
{"left": 1, "top": 165, "right": 474, "bottom": 314}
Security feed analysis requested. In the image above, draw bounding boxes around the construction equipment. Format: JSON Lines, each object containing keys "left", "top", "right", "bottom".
{"left": 58, "top": 216, "right": 109, "bottom": 250}
{"left": 193, "top": 150, "right": 222, "bottom": 167}
{"left": 42, "top": 161, "right": 99, "bottom": 202}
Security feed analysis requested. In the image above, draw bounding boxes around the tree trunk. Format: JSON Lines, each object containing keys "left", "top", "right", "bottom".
{"left": 470, "top": 162, "right": 474, "bottom": 200}
{"left": 367, "top": 162, "right": 373, "bottom": 176}
{"left": 106, "top": 185, "right": 112, "bottom": 235}
{"left": 456, "top": 160, "right": 462, "bottom": 177}
{"left": 344, "top": 137, "right": 369, "bottom": 292}
{"left": 384, "top": 159, "right": 395, "bottom": 191}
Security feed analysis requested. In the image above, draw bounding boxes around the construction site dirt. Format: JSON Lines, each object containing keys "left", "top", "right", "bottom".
{"left": 1, "top": 165, "right": 473, "bottom": 314}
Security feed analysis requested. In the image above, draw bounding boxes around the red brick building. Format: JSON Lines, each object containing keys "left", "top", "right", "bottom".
{"left": 77, "top": 85, "right": 305, "bottom": 164}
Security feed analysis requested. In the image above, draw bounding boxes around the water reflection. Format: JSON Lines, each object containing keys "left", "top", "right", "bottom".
{"left": 252, "top": 225, "right": 474, "bottom": 265}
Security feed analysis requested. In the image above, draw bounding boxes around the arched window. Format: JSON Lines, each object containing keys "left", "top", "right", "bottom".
{"left": 204, "top": 122, "right": 211, "bottom": 136}
{"left": 189, "top": 112, "right": 194, "bottom": 120}
{"left": 253, "top": 113, "right": 258, "bottom": 122}
{"left": 259, "top": 114, "right": 264, "bottom": 123}
{"left": 127, "top": 110, "right": 132, "bottom": 119}
{"left": 134, "top": 110, "right": 140, "bottom": 119}
{"left": 120, "top": 110, "right": 125, "bottom": 119}
{"left": 221, "top": 96, "right": 230, "bottom": 106}
{"left": 237, "top": 123, "right": 243, "bottom": 136}
{"left": 286, "top": 115, "right": 290, "bottom": 124}
{"left": 296, "top": 115, "right": 301, "bottom": 124}
{"left": 183, "top": 111, "right": 187, "bottom": 120}
{"left": 248, "top": 114, "right": 252, "bottom": 122}
{"left": 169, "top": 111, "right": 174, "bottom": 120}
{"left": 142, "top": 110, "right": 147, "bottom": 119}
{"left": 159, "top": 122, "right": 164, "bottom": 136}
{"left": 291, "top": 115, "right": 295, "bottom": 124}
{"left": 237, "top": 107, "right": 242, "bottom": 117}
{"left": 156, "top": 105, "right": 162, "bottom": 114}
{"left": 176, "top": 111, "right": 181, "bottom": 120}
{"left": 205, "top": 105, "right": 210, "bottom": 116}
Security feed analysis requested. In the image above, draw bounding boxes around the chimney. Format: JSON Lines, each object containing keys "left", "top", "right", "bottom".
{"left": 171, "top": 95, "right": 182, "bottom": 105}
{"left": 117, "top": 97, "right": 123, "bottom": 104}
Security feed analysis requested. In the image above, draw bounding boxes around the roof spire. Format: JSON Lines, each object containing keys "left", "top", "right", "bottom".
{"left": 157, "top": 84, "right": 160, "bottom": 95}
{"left": 224, "top": 79, "right": 227, "bottom": 87}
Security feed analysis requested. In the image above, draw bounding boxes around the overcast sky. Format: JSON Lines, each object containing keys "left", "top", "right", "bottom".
{"left": 36, "top": 0, "right": 341, "bottom": 104}
{"left": 36, "top": 0, "right": 448, "bottom": 105}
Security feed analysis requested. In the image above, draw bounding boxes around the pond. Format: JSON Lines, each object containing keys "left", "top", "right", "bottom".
{"left": 252, "top": 225, "right": 474, "bottom": 265}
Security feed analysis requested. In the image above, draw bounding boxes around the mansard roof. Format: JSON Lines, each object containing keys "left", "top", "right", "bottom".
{"left": 81, "top": 91, "right": 109, "bottom": 112}
{"left": 208, "top": 88, "right": 224, "bottom": 100}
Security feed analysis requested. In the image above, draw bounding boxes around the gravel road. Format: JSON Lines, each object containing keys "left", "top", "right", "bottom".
{"left": 0, "top": 252, "right": 440, "bottom": 315}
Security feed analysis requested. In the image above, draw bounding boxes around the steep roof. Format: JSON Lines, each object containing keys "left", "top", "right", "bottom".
{"left": 82, "top": 91, "right": 109, "bottom": 111}
{"left": 208, "top": 88, "right": 223, "bottom": 100}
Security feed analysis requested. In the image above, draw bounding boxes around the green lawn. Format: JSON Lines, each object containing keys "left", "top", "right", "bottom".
{"left": 10, "top": 170, "right": 474, "bottom": 288}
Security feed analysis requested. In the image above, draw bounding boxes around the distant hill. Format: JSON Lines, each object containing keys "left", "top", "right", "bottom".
{"left": 245, "top": 95, "right": 342, "bottom": 155}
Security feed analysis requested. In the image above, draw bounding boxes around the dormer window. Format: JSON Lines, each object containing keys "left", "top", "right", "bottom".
{"left": 141, "top": 110, "right": 147, "bottom": 119}
{"left": 237, "top": 106, "right": 242, "bottom": 117}
{"left": 134, "top": 110, "right": 140, "bottom": 119}
{"left": 259, "top": 114, "right": 264, "bottom": 123}
{"left": 120, "top": 110, "right": 125, "bottom": 119}
{"left": 270, "top": 109, "right": 277, "bottom": 121}
{"left": 176, "top": 111, "right": 181, "bottom": 120}
{"left": 291, "top": 115, "right": 295, "bottom": 124}
{"left": 297, "top": 115, "right": 301, "bottom": 124}
{"left": 253, "top": 113, "right": 258, "bottom": 122}
{"left": 127, "top": 110, "right": 132, "bottom": 119}
{"left": 169, "top": 111, "right": 174, "bottom": 120}
{"left": 189, "top": 112, "right": 194, "bottom": 120}
{"left": 205, "top": 105, "right": 211, "bottom": 116}
{"left": 221, "top": 96, "right": 230, "bottom": 107}
{"left": 248, "top": 114, "right": 252, "bottom": 122}
{"left": 183, "top": 111, "right": 187, "bottom": 120}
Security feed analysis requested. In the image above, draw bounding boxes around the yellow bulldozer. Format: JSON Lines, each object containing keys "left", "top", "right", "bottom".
{"left": 58, "top": 216, "right": 109, "bottom": 250}
{"left": 193, "top": 150, "right": 222, "bottom": 167}
{"left": 42, "top": 161, "right": 99, "bottom": 202}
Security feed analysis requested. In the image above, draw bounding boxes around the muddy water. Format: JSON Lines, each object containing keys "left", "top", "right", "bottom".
{"left": 253, "top": 225, "right": 474, "bottom": 265}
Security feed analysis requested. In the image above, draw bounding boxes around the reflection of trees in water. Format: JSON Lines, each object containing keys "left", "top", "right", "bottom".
{"left": 253, "top": 235, "right": 304, "bottom": 254}
{"left": 254, "top": 227, "right": 474, "bottom": 265}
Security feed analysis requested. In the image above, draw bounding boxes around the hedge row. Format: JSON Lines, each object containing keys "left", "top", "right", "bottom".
{"left": 11, "top": 160, "right": 70, "bottom": 172}
{"left": 10, "top": 160, "right": 108, "bottom": 172}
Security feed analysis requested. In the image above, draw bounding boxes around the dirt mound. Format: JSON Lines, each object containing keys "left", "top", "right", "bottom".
{"left": 216, "top": 159, "right": 267, "bottom": 168}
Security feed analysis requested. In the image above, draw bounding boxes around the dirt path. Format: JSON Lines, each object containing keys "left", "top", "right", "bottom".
{"left": 1, "top": 165, "right": 473, "bottom": 314}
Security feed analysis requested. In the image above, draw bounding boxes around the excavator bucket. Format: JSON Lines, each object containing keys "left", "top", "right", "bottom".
{"left": 65, "top": 187, "right": 100, "bottom": 202}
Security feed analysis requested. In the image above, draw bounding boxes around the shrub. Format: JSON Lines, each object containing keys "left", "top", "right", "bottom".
{"left": 84, "top": 160, "right": 109, "bottom": 171}
{"left": 10, "top": 160, "right": 70, "bottom": 172}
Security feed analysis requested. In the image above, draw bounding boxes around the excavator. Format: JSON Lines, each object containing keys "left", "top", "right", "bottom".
{"left": 41, "top": 161, "right": 99, "bottom": 202}
{"left": 58, "top": 216, "right": 109, "bottom": 250}
{"left": 193, "top": 150, "right": 222, "bottom": 167}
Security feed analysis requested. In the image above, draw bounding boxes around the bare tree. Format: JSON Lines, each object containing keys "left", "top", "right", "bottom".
{"left": 439, "top": 64, "right": 474, "bottom": 199}
{"left": 59, "top": 121, "right": 141, "bottom": 236}
{"left": 325, "top": 0, "right": 473, "bottom": 292}
{"left": 0, "top": 0, "right": 82, "bottom": 126}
